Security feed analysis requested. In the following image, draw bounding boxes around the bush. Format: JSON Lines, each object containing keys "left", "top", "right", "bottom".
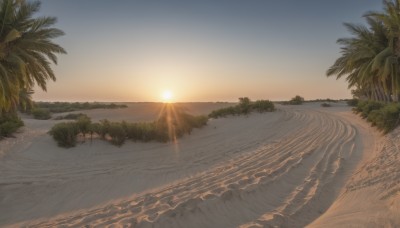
{"left": 0, "top": 115, "right": 24, "bottom": 138}
{"left": 288, "top": 95, "right": 304, "bottom": 105}
{"left": 321, "top": 103, "right": 331, "bottom": 107}
{"left": 108, "top": 122, "right": 126, "bottom": 146}
{"left": 98, "top": 119, "right": 111, "bottom": 139}
{"left": 32, "top": 108, "right": 51, "bottom": 120}
{"left": 49, "top": 122, "right": 79, "bottom": 148}
{"left": 88, "top": 122, "right": 101, "bottom": 140}
{"left": 252, "top": 100, "right": 275, "bottom": 112}
{"left": 238, "top": 97, "right": 251, "bottom": 114}
{"left": 360, "top": 101, "right": 384, "bottom": 119}
{"left": 35, "top": 102, "right": 127, "bottom": 113}
{"left": 354, "top": 101, "right": 400, "bottom": 133}
{"left": 367, "top": 103, "right": 400, "bottom": 133}
{"left": 209, "top": 98, "right": 275, "bottom": 118}
{"left": 347, "top": 98, "right": 359, "bottom": 107}
{"left": 75, "top": 116, "right": 91, "bottom": 136}
{"left": 54, "top": 113, "right": 89, "bottom": 120}
{"left": 49, "top": 105, "right": 210, "bottom": 147}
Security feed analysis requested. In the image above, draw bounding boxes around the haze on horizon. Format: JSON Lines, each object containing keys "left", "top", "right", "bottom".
{"left": 34, "top": 0, "right": 382, "bottom": 102}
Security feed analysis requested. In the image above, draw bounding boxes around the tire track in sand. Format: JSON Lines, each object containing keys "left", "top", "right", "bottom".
{"left": 28, "top": 106, "right": 362, "bottom": 228}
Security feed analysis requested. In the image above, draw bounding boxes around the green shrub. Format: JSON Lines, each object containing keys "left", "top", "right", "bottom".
{"left": 367, "top": 103, "right": 400, "bottom": 133}
{"left": 88, "top": 122, "right": 101, "bottom": 141}
{"left": 75, "top": 116, "right": 91, "bottom": 136}
{"left": 360, "top": 101, "right": 384, "bottom": 118}
{"left": 209, "top": 98, "right": 275, "bottom": 118}
{"left": 238, "top": 97, "right": 251, "bottom": 114}
{"left": 35, "top": 102, "right": 127, "bottom": 113}
{"left": 288, "top": 95, "right": 304, "bottom": 105}
{"left": 54, "top": 113, "right": 89, "bottom": 120}
{"left": 252, "top": 100, "right": 275, "bottom": 112}
{"left": 138, "top": 122, "right": 157, "bottom": 142}
{"left": 321, "top": 103, "right": 331, "bottom": 107}
{"left": 49, "top": 122, "right": 79, "bottom": 148}
{"left": 108, "top": 122, "right": 126, "bottom": 146}
{"left": 49, "top": 105, "right": 210, "bottom": 147}
{"left": 354, "top": 100, "right": 367, "bottom": 113}
{"left": 98, "top": 119, "right": 111, "bottom": 139}
{"left": 32, "top": 108, "right": 51, "bottom": 120}
{"left": 347, "top": 98, "right": 359, "bottom": 107}
{"left": 0, "top": 115, "right": 24, "bottom": 138}
{"left": 354, "top": 101, "right": 400, "bottom": 133}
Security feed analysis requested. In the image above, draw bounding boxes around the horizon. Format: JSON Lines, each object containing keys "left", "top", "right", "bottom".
{"left": 33, "top": 0, "right": 382, "bottom": 102}
{"left": 32, "top": 97, "right": 351, "bottom": 103}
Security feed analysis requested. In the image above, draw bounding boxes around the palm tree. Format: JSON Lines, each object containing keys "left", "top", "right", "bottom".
{"left": 365, "top": 0, "right": 400, "bottom": 101}
{"left": 0, "top": 0, "right": 66, "bottom": 114}
{"left": 18, "top": 86, "right": 34, "bottom": 112}
{"left": 327, "top": 15, "right": 393, "bottom": 102}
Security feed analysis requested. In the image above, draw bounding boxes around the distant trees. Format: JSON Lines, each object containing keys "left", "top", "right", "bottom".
{"left": 327, "top": 0, "right": 400, "bottom": 102}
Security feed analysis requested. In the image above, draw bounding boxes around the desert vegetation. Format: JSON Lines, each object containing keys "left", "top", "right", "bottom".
{"left": 0, "top": 0, "right": 66, "bottom": 136}
{"left": 49, "top": 105, "right": 208, "bottom": 147}
{"left": 31, "top": 108, "right": 52, "bottom": 120}
{"left": 353, "top": 100, "right": 400, "bottom": 133}
{"left": 321, "top": 103, "right": 331, "bottom": 107}
{"left": 53, "top": 113, "right": 89, "bottom": 120}
{"left": 326, "top": 0, "right": 400, "bottom": 133}
{"left": 0, "top": 115, "right": 24, "bottom": 138}
{"left": 28, "top": 102, "right": 127, "bottom": 120}
{"left": 35, "top": 102, "right": 127, "bottom": 113}
{"left": 208, "top": 97, "right": 275, "bottom": 118}
{"left": 327, "top": 0, "right": 400, "bottom": 102}
{"left": 347, "top": 98, "right": 359, "bottom": 107}
{"left": 281, "top": 95, "right": 305, "bottom": 105}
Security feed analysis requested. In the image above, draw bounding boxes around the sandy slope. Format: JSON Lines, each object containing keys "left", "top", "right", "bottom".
{"left": 309, "top": 114, "right": 400, "bottom": 227}
{"left": 0, "top": 102, "right": 398, "bottom": 227}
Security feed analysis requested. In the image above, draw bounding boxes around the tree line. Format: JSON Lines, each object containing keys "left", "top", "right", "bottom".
{"left": 328, "top": 0, "right": 400, "bottom": 102}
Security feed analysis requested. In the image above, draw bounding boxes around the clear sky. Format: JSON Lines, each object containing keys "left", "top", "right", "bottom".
{"left": 33, "top": 0, "right": 383, "bottom": 102}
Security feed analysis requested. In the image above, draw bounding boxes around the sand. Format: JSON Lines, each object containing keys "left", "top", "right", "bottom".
{"left": 0, "top": 102, "right": 398, "bottom": 227}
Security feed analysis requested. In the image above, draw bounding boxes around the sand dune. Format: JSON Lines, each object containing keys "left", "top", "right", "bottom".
{"left": 0, "top": 102, "right": 398, "bottom": 227}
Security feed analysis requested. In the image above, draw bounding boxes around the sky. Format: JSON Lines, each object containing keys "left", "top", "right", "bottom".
{"left": 33, "top": 0, "right": 383, "bottom": 102}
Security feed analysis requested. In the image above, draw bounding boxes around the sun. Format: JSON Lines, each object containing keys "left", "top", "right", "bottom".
{"left": 161, "top": 90, "right": 173, "bottom": 102}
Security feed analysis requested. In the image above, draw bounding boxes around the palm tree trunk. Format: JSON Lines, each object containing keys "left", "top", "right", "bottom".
{"left": 378, "top": 82, "right": 388, "bottom": 102}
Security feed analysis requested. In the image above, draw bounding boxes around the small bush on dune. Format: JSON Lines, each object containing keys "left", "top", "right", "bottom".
{"left": 252, "top": 100, "right": 275, "bottom": 112}
{"left": 35, "top": 102, "right": 127, "bottom": 113}
{"left": 54, "top": 113, "right": 89, "bottom": 120}
{"left": 98, "top": 119, "right": 111, "bottom": 139}
{"left": 367, "top": 103, "right": 400, "bottom": 133}
{"left": 288, "top": 95, "right": 304, "bottom": 105}
{"left": 75, "top": 116, "right": 91, "bottom": 137}
{"left": 209, "top": 98, "right": 275, "bottom": 118}
{"left": 32, "top": 108, "right": 51, "bottom": 120}
{"left": 49, "top": 106, "right": 209, "bottom": 147}
{"left": 209, "top": 106, "right": 237, "bottom": 118}
{"left": 139, "top": 122, "right": 157, "bottom": 142}
{"left": 49, "top": 122, "right": 79, "bottom": 148}
{"left": 238, "top": 97, "right": 251, "bottom": 114}
{"left": 354, "top": 100, "right": 400, "bottom": 133}
{"left": 88, "top": 122, "right": 101, "bottom": 141}
{"left": 0, "top": 115, "right": 24, "bottom": 138}
{"left": 321, "top": 103, "right": 331, "bottom": 107}
{"left": 108, "top": 122, "right": 126, "bottom": 146}
{"left": 347, "top": 98, "right": 359, "bottom": 107}
{"left": 360, "top": 101, "right": 384, "bottom": 119}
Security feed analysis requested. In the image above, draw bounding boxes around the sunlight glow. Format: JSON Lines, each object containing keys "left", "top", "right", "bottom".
{"left": 162, "top": 90, "right": 173, "bottom": 102}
